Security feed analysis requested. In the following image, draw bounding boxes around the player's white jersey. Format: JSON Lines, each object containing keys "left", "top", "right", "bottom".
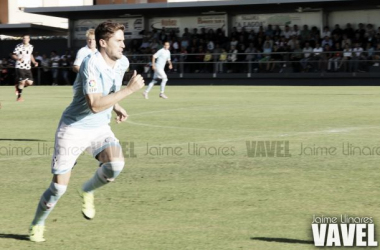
{"left": 74, "top": 45, "right": 97, "bottom": 67}
{"left": 61, "top": 52, "right": 129, "bottom": 129}
{"left": 153, "top": 48, "right": 171, "bottom": 69}
{"left": 13, "top": 43, "right": 34, "bottom": 70}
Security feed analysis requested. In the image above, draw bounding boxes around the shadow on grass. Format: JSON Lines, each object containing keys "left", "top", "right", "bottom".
{"left": 0, "top": 233, "right": 29, "bottom": 241}
{"left": 0, "top": 139, "right": 46, "bottom": 142}
{"left": 251, "top": 237, "right": 314, "bottom": 245}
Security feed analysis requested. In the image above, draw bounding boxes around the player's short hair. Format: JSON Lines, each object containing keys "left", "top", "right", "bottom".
{"left": 22, "top": 34, "right": 30, "bottom": 38}
{"left": 86, "top": 29, "right": 95, "bottom": 38}
{"left": 95, "top": 21, "right": 125, "bottom": 50}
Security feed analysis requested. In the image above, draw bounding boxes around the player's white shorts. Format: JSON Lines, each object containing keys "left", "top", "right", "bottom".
{"left": 153, "top": 68, "right": 167, "bottom": 80}
{"left": 51, "top": 122, "right": 121, "bottom": 175}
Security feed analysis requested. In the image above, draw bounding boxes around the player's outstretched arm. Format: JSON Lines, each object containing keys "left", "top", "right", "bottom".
{"left": 85, "top": 70, "right": 144, "bottom": 113}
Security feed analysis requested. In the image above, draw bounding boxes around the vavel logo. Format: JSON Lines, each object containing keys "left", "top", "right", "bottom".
{"left": 311, "top": 215, "right": 378, "bottom": 247}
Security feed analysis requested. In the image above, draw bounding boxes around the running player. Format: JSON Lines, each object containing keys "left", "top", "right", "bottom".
{"left": 12, "top": 35, "right": 38, "bottom": 102}
{"left": 142, "top": 41, "right": 172, "bottom": 99}
{"left": 28, "top": 21, "right": 145, "bottom": 242}
{"left": 73, "top": 29, "right": 97, "bottom": 73}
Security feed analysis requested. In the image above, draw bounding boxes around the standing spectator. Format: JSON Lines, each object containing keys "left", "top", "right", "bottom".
{"left": 194, "top": 46, "right": 205, "bottom": 73}
{"left": 0, "top": 58, "right": 10, "bottom": 85}
{"left": 40, "top": 54, "right": 52, "bottom": 84}
{"left": 245, "top": 43, "right": 258, "bottom": 72}
{"left": 269, "top": 44, "right": 284, "bottom": 72}
{"left": 50, "top": 50, "right": 60, "bottom": 85}
{"left": 61, "top": 56, "right": 71, "bottom": 85}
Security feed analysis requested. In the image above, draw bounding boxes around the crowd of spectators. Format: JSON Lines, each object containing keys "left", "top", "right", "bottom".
{"left": 1, "top": 22, "right": 380, "bottom": 85}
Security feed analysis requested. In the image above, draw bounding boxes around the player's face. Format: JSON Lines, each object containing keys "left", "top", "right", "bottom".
{"left": 23, "top": 36, "right": 30, "bottom": 45}
{"left": 104, "top": 29, "right": 125, "bottom": 61}
{"left": 164, "top": 42, "right": 170, "bottom": 50}
{"left": 87, "top": 35, "right": 96, "bottom": 49}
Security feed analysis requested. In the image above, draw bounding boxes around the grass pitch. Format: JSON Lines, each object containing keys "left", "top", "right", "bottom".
{"left": 0, "top": 85, "right": 380, "bottom": 250}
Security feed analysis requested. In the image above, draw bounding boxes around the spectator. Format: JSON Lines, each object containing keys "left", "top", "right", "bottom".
{"left": 282, "top": 25, "right": 292, "bottom": 39}
{"left": 300, "top": 42, "right": 313, "bottom": 72}
{"left": 60, "top": 55, "right": 71, "bottom": 85}
{"left": 227, "top": 45, "right": 238, "bottom": 73}
{"left": 356, "top": 23, "right": 366, "bottom": 39}
{"left": 288, "top": 35, "right": 300, "bottom": 50}
{"left": 321, "top": 26, "right": 331, "bottom": 38}
{"left": 50, "top": 50, "right": 60, "bottom": 86}
{"left": 351, "top": 42, "right": 365, "bottom": 72}
{"left": 292, "top": 25, "right": 301, "bottom": 38}
{"left": 203, "top": 50, "right": 213, "bottom": 73}
{"left": 182, "top": 28, "right": 191, "bottom": 40}
{"left": 290, "top": 44, "right": 303, "bottom": 72}
{"left": 217, "top": 48, "right": 228, "bottom": 73}
{"left": 245, "top": 43, "right": 258, "bottom": 72}
{"left": 372, "top": 43, "right": 380, "bottom": 66}
{"left": 194, "top": 46, "right": 205, "bottom": 73}
{"left": 269, "top": 44, "right": 284, "bottom": 72}
{"left": 274, "top": 25, "right": 282, "bottom": 37}
{"left": 311, "top": 43, "right": 324, "bottom": 72}
{"left": 40, "top": 54, "right": 51, "bottom": 84}
{"left": 0, "top": 58, "right": 10, "bottom": 85}
{"left": 328, "top": 43, "right": 342, "bottom": 72}
{"left": 321, "top": 36, "right": 333, "bottom": 48}
{"left": 341, "top": 34, "right": 352, "bottom": 49}
{"left": 339, "top": 43, "right": 352, "bottom": 72}
{"left": 344, "top": 23, "right": 355, "bottom": 39}
{"left": 265, "top": 24, "right": 274, "bottom": 37}
{"left": 301, "top": 25, "right": 311, "bottom": 42}
{"left": 207, "top": 39, "right": 215, "bottom": 52}
{"left": 259, "top": 42, "right": 272, "bottom": 71}
{"left": 332, "top": 24, "right": 343, "bottom": 37}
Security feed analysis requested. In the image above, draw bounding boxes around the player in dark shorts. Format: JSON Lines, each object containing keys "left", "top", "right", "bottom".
{"left": 12, "top": 35, "right": 38, "bottom": 102}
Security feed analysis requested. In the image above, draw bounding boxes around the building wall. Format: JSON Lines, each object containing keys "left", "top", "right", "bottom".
{"left": 6, "top": 0, "right": 93, "bottom": 29}
{"left": 0, "top": 0, "right": 9, "bottom": 24}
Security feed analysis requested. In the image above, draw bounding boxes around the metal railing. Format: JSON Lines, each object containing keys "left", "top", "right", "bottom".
{"left": 1, "top": 51, "right": 379, "bottom": 85}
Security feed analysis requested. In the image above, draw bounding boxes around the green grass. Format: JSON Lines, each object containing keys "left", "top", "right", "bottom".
{"left": 1, "top": 85, "right": 380, "bottom": 249}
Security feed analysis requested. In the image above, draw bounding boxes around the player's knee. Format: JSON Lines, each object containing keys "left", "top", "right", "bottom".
{"left": 50, "top": 182, "right": 67, "bottom": 196}
{"left": 99, "top": 161, "right": 125, "bottom": 182}
{"left": 27, "top": 81, "right": 34, "bottom": 86}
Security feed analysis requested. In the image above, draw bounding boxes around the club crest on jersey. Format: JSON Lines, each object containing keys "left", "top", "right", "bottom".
{"left": 89, "top": 79, "right": 97, "bottom": 88}
{"left": 88, "top": 79, "right": 98, "bottom": 93}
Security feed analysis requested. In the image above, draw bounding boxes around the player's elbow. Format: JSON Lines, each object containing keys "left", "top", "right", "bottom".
{"left": 88, "top": 103, "right": 101, "bottom": 114}
{"left": 72, "top": 66, "right": 79, "bottom": 73}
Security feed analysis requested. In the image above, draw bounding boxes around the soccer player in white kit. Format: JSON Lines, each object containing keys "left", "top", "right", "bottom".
{"left": 73, "top": 29, "right": 97, "bottom": 73}
{"left": 28, "top": 21, "right": 145, "bottom": 242}
{"left": 12, "top": 35, "right": 39, "bottom": 102}
{"left": 143, "top": 41, "right": 172, "bottom": 99}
